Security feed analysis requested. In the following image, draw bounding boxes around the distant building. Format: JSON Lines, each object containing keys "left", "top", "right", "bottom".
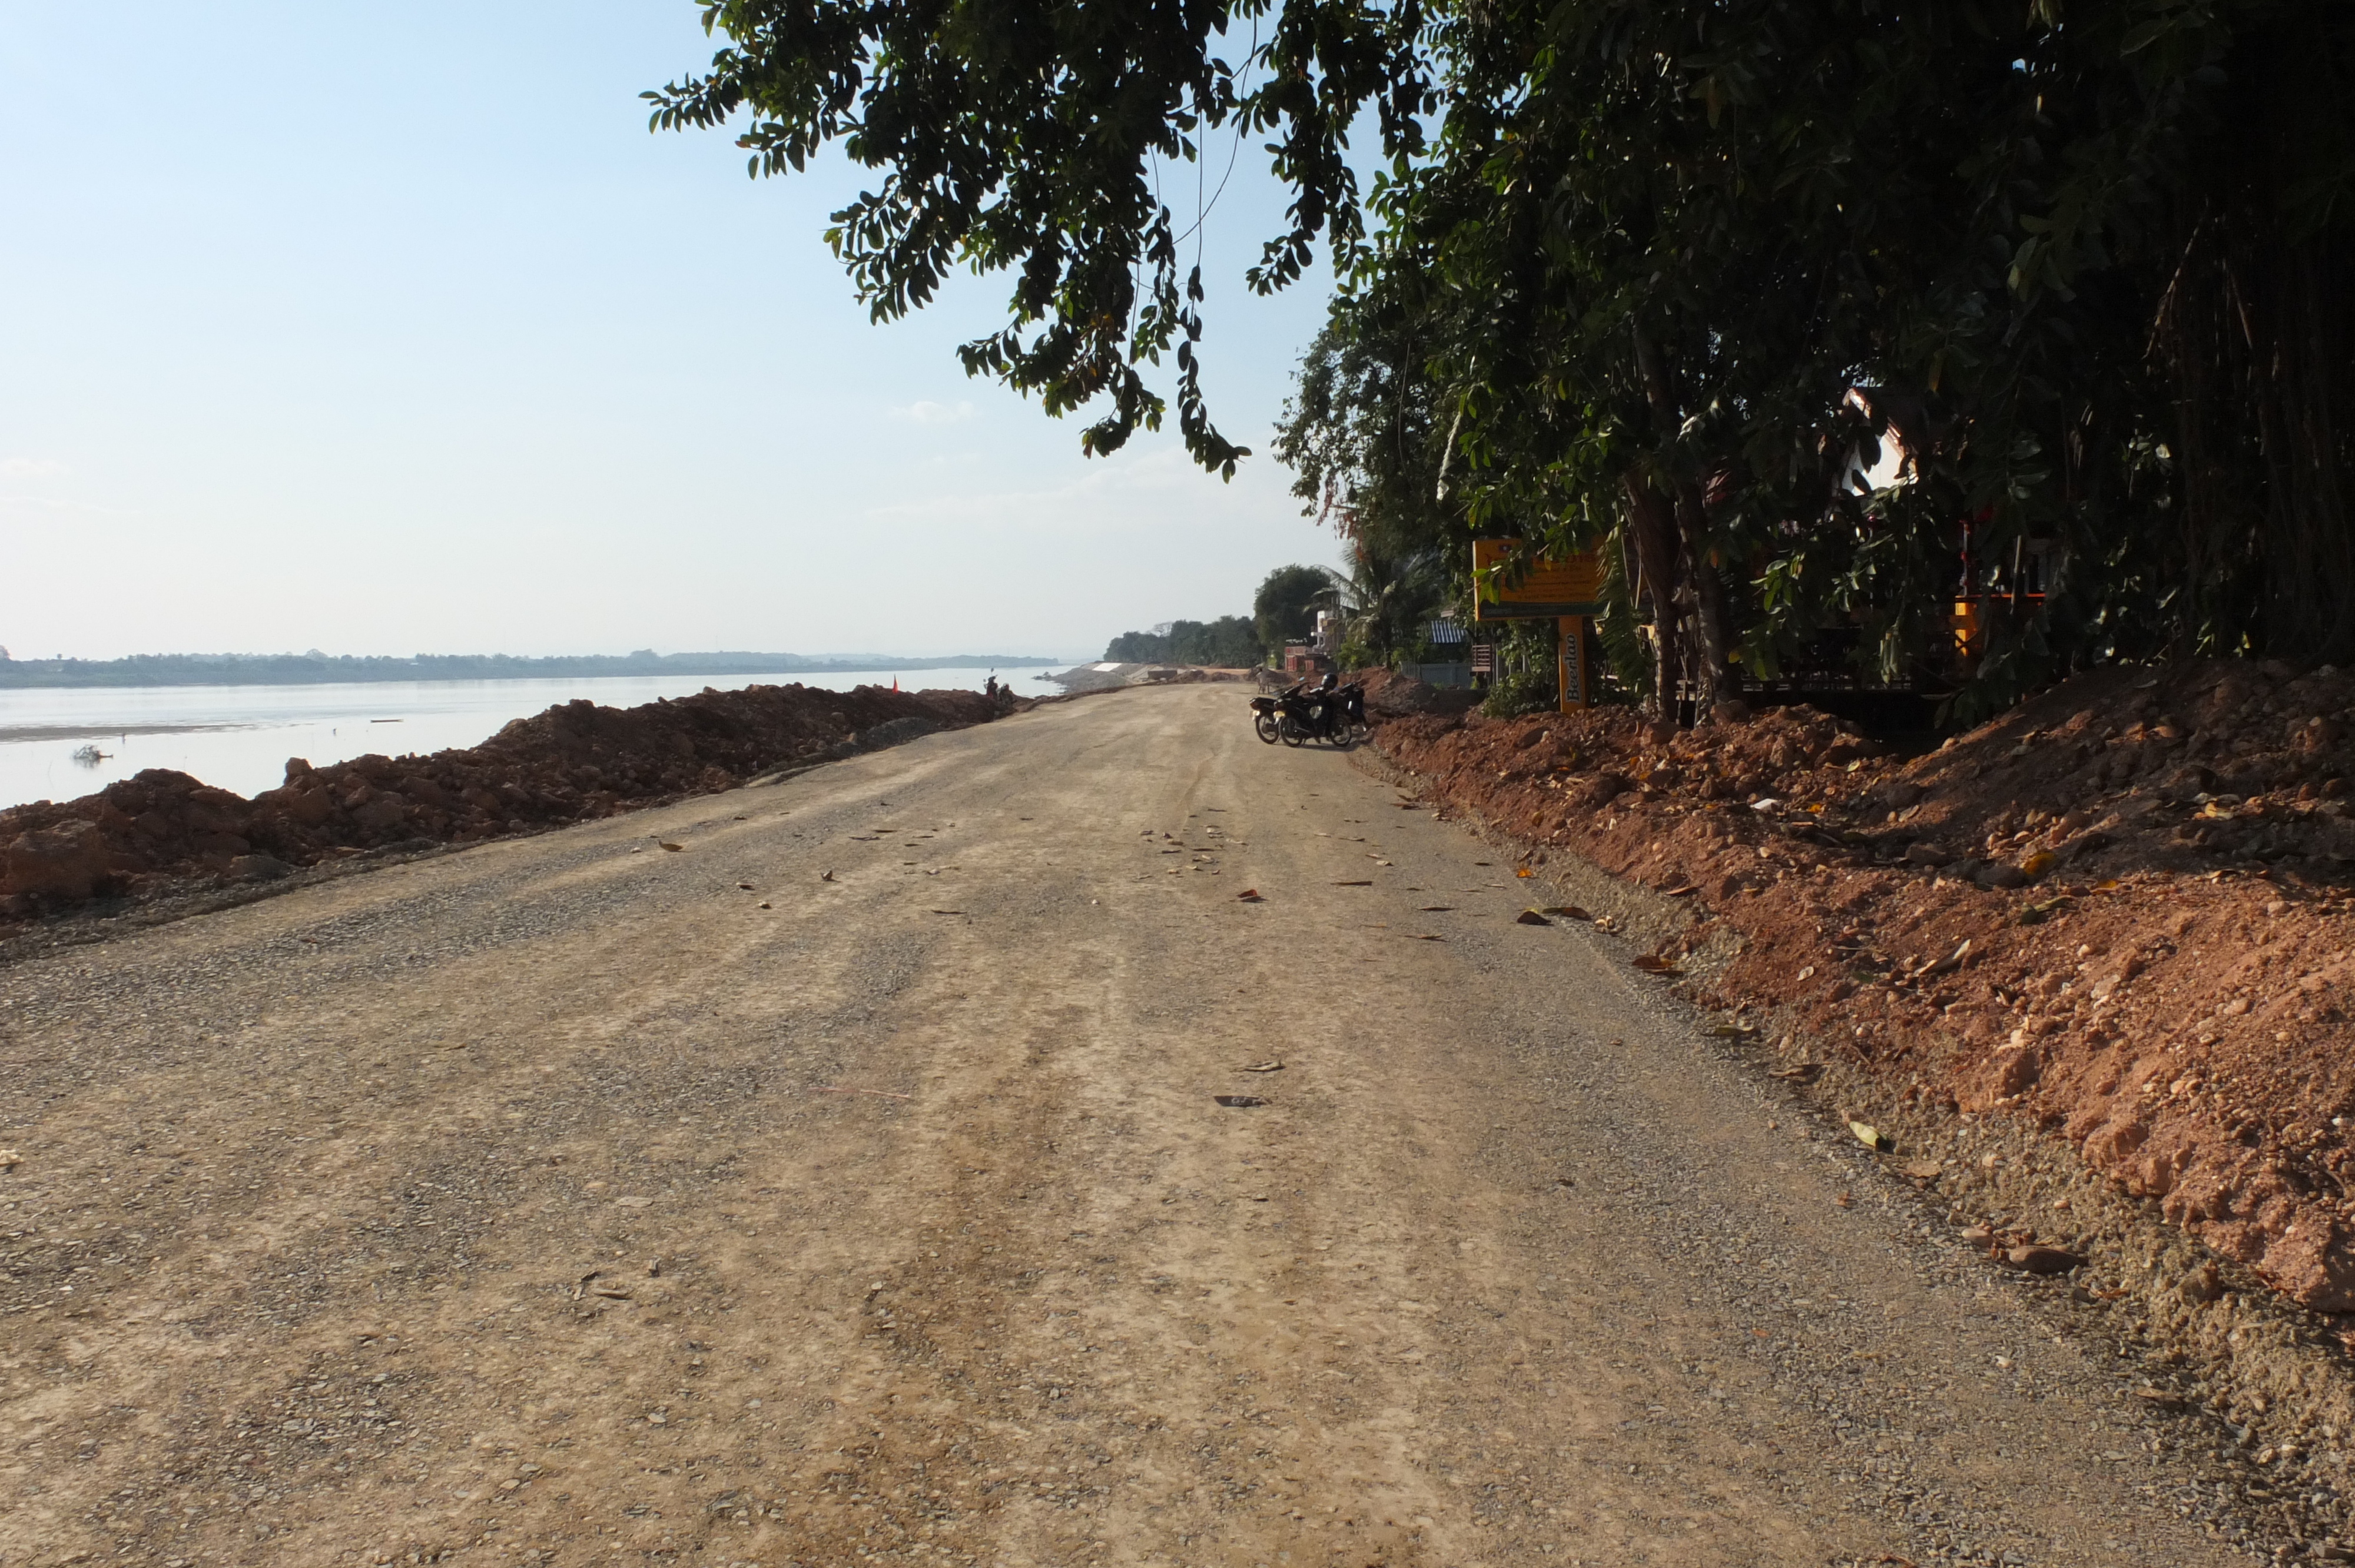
{"left": 1282, "top": 643, "right": 1331, "bottom": 676}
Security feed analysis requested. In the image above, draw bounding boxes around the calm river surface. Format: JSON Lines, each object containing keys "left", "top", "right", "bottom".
{"left": 0, "top": 667, "right": 1067, "bottom": 811}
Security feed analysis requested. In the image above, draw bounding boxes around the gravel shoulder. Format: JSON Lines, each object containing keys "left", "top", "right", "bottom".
{"left": 0, "top": 685, "right": 2284, "bottom": 1566}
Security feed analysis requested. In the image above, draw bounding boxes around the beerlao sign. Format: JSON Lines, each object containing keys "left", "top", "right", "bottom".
{"left": 1470, "top": 539, "right": 1605, "bottom": 619}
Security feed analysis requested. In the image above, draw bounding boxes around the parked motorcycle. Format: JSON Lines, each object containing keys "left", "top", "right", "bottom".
{"left": 1295, "top": 682, "right": 1361, "bottom": 748}
{"left": 1330, "top": 683, "right": 1370, "bottom": 742}
{"left": 1248, "top": 689, "right": 1286, "bottom": 744}
{"left": 1251, "top": 680, "right": 1368, "bottom": 748}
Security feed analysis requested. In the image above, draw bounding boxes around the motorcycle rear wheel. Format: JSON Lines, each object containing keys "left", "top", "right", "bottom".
{"left": 1326, "top": 725, "right": 1356, "bottom": 750}
{"left": 1253, "top": 713, "right": 1280, "bottom": 744}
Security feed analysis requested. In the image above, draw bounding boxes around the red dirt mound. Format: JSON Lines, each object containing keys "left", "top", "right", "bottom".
{"left": 1375, "top": 657, "right": 2355, "bottom": 1313}
{"left": 0, "top": 683, "right": 1004, "bottom": 922}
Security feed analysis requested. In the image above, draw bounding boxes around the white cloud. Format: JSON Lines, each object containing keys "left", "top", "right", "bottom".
{"left": 0, "top": 457, "right": 66, "bottom": 480}
{"left": 893, "top": 400, "right": 977, "bottom": 426}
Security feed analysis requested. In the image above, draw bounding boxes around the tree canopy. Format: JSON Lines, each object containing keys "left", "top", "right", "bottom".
{"left": 647, "top": 0, "right": 1431, "bottom": 477}
{"left": 655, "top": 0, "right": 2354, "bottom": 707}
{"left": 1251, "top": 563, "right": 1338, "bottom": 649}
{"left": 1104, "top": 615, "right": 1263, "bottom": 665}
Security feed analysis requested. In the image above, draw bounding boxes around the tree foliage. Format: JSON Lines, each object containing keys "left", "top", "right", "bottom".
{"left": 656, "top": 0, "right": 2354, "bottom": 707}
{"left": 647, "top": 0, "right": 1432, "bottom": 477}
{"left": 1103, "top": 615, "right": 1263, "bottom": 665}
{"left": 1251, "top": 563, "right": 1340, "bottom": 649}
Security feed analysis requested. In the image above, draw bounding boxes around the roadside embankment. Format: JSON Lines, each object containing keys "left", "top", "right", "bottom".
{"left": 0, "top": 682, "right": 1006, "bottom": 928}
{"left": 1368, "top": 659, "right": 2355, "bottom": 1317}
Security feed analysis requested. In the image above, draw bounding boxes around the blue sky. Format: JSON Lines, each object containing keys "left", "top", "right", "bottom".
{"left": 0, "top": 3, "right": 1345, "bottom": 660}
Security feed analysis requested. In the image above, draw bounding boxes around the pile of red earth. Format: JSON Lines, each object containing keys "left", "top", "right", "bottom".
{"left": 0, "top": 683, "right": 1003, "bottom": 925}
{"left": 1369, "top": 658, "right": 2355, "bottom": 1314}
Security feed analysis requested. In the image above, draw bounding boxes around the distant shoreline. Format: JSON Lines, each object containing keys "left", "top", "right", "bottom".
{"left": 0, "top": 652, "right": 1070, "bottom": 690}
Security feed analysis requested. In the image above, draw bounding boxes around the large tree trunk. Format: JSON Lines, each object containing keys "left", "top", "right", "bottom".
{"left": 1629, "top": 323, "right": 1737, "bottom": 717}
{"left": 1620, "top": 473, "right": 1683, "bottom": 718}
{"left": 1672, "top": 477, "right": 1740, "bottom": 715}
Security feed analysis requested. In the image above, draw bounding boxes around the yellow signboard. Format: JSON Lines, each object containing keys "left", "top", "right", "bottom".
{"left": 1471, "top": 539, "right": 1605, "bottom": 619}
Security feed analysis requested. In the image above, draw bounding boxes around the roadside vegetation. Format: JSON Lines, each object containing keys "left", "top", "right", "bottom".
{"left": 655, "top": 0, "right": 2350, "bottom": 722}
{"left": 1097, "top": 565, "right": 1345, "bottom": 665}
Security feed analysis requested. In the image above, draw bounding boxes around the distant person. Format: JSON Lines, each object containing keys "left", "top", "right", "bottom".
{"left": 984, "top": 675, "right": 999, "bottom": 700}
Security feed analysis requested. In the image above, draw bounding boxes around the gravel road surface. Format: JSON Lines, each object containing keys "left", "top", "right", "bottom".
{"left": 1, "top": 686, "right": 2271, "bottom": 1566}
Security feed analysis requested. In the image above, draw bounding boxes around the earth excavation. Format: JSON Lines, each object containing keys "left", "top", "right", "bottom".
{"left": 1362, "top": 656, "right": 2355, "bottom": 1552}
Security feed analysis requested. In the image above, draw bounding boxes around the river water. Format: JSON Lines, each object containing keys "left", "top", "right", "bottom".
{"left": 0, "top": 667, "right": 1068, "bottom": 812}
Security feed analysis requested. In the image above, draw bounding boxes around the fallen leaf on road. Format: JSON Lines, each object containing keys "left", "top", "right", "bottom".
{"left": 0, "top": 1150, "right": 19, "bottom": 1170}
{"left": 1631, "top": 954, "right": 1681, "bottom": 974}
{"left": 1704, "top": 1022, "right": 1759, "bottom": 1038}
{"left": 1658, "top": 878, "right": 1696, "bottom": 896}
{"left": 737, "top": 882, "right": 755, "bottom": 890}
{"left": 821, "top": 871, "right": 838, "bottom": 882}
{"left": 757, "top": 902, "right": 772, "bottom": 909}
{"left": 1900, "top": 1160, "right": 1945, "bottom": 1181}
{"left": 1849, "top": 1120, "right": 1890, "bottom": 1152}
{"left": 1332, "top": 879, "right": 1374, "bottom": 886}
{"left": 1515, "top": 909, "right": 1551, "bottom": 925}
{"left": 1405, "top": 934, "right": 1445, "bottom": 941}
{"left": 2135, "top": 1387, "right": 2188, "bottom": 1411}
{"left": 1236, "top": 889, "right": 1264, "bottom": 902}
{"left": 1213, "top": 1095, "right": 1267, "bottom": 1108}
{"left": 592, "top": 1284, "right": 633, "bottom": 1300}
{"left": 1236, "top": 1061, "right": 1283, "bottom": 1073}
{"left": 1418, "top": 905, "right": 1455, "bottom": 912}
{"left": 1515, "top": 867, "right": 1534, "bottom": 878}
{"left": 1593, "top": 915, "right": 1621, "bottom": 932}
{"left": 1541, "top": 905, "right": 1591, "bottom": 920}
{"left": 658, "top": 841, "right": 685, "bottom": 852}
{"left": 1922, "top": 939, "right": 1972, "bottom": 976}
{"left": 928, "top": 909, "right": 965, "bottom": 915}
{"left": 1835, "top": 1192, "right": 1855, "bottom": 1208}
{"left": 1767, "top": 1064, "right": 1820, "bottom": 1082}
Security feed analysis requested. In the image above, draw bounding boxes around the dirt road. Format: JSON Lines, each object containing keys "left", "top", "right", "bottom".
{"left": 1, "top": 686, "right": 2276, "bottom": 1566}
